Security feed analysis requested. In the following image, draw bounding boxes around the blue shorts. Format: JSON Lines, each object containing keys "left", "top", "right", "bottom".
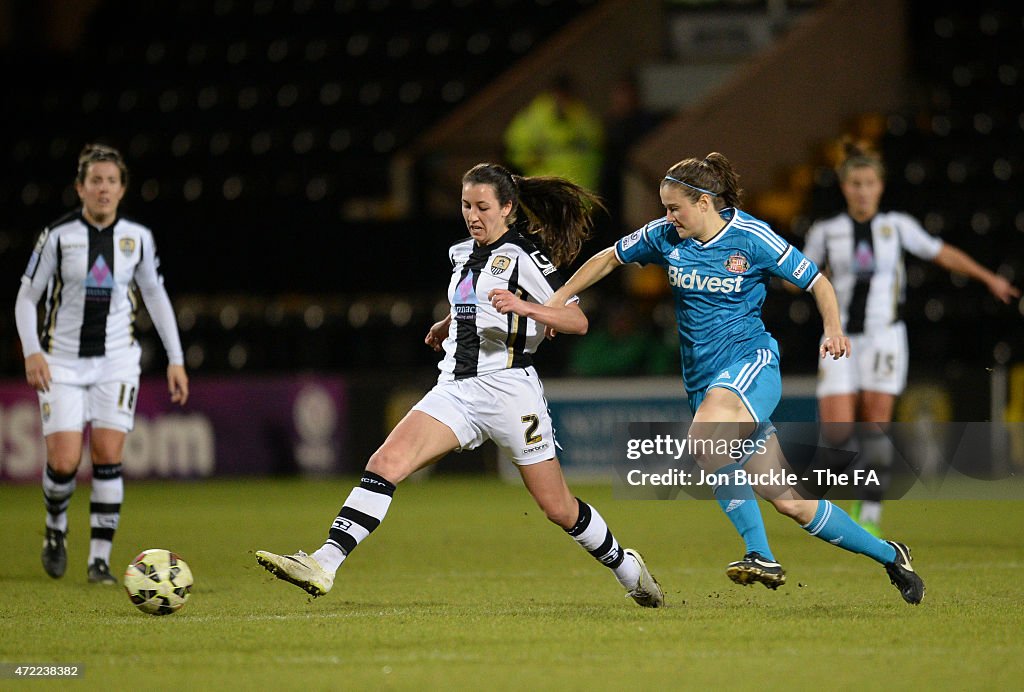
{"left": 687, "top": 347, "right": 781, "bottom": 423}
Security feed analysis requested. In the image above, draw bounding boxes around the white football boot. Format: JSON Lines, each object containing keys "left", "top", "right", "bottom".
{"left": 623, "top": 548, "right": 665, "bottom": 608}
{"left": 255, "top": 550, "right": 334, "bottom": 597}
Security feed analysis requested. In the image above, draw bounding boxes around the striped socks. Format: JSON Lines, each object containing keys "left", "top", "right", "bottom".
{"left": 566, "top": 498, "right": 640, "bottom": 588}
{"left": 89, "top": 463, "right": 123, "bottom": 565}
{"left": 42, "top": 465, "right": 76, "bottom": 533}
{"left": 313, "top": 472, "right": 395, "bottom": 573}
{"left": 312, "top": 483, "right": 642, "bottom": 589}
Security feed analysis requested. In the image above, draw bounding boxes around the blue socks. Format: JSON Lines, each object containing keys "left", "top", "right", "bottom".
{"left": 802, "top": 500, "right": 896, "bottom": 564}
{"left": 713, "top": 463, "right": 775, "bottom": 560}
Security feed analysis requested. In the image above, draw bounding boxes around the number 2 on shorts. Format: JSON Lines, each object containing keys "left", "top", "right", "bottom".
{"left": 521, "top": 414, "right": 542, "bottom": 445}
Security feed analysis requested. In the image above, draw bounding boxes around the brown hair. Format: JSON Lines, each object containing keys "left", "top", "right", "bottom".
{"left": 662, "top": 152, "right": 742, "bottom": 210}
{"left": 462, "top": 163, "right": 604, "bottom": 267}
{"left": 836, "top": 139, "right": 885, "bottom": 182}
{"left": 77, "top": 143, "right": 129, "bottom": 187}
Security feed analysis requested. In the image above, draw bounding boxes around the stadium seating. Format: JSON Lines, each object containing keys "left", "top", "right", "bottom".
{"left": 0, "top": 0, "right": 601, "bottom": 373}
{"left": 765, "top": 3, "right": 1024, "bottom": 377}
{"left": 0, "top": 1, "right": 1018, "bottom": 378}
{"left": 0, "top": 0, "right": 599, "bottom": 254}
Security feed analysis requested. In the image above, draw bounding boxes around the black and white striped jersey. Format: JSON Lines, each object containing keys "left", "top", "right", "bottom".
{"left": 17, "top": 211, "right": 184, "bottom": 363}
{"left": 438, "top": 229, "right": 572, "bottom": 381}
{"left": 802, "top": 211, "right": 943, "bottom": 334}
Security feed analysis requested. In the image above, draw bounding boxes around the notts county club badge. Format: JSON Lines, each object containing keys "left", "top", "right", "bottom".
{"left": 490, "top": 255, "right": 511, "bottom": 275}
{"left": 724, "top": 252, "right": 749, "bottom": 274}
{"left": 119, "top": 237, "right": 136, "bottom": 258}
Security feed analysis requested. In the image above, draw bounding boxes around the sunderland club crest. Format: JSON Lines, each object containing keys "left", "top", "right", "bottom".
{"left": 724, "top": 252, "right": 749, "bottom": 274}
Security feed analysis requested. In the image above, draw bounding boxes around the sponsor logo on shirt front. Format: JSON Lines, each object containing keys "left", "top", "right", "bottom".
{"left": 854, "top": 240, "right": 874, "bottom": 275}
{"left": 454, "top": 271, "right": 478, "bottom": 320}
{"left": 85, "top": 254, "right": 114, "bottom": 300}
{"left": 667, "top": 267, "right": 743, "bottom": 292}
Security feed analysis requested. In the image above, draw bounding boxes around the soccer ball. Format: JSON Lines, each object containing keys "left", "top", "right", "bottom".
{"left": 123, "top": 549, "right": 193, "bottom": 616}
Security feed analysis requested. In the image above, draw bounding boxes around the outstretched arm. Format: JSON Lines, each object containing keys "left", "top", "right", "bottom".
{"left": 544, "top": 246, "right": 624, "bottom": 309}
{"left": 809, "top": 276, "right": 850, "bottom": 360}
{"left": 489, "top": 289, "right": 588, "bottom": 335}
{"left": 933, "top": 244, "right": 1021, "bottom": 303}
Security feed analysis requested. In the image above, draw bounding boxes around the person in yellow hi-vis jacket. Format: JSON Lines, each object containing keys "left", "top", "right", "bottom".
{"left": 504, "top": 74, "right": 604, "bottom": 192}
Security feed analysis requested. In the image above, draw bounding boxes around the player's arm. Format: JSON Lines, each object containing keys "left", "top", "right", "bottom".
{"left": 135, "top": 245, "right": 185, "bottom": 367}
{"left": 16, "top": 228, "right": 57, "bottom": 392}
{"left": 780, "top": 279, "right": 803, "bottom": 294}
{"left": 15, "top": 281, "right": 51, "bottom": 392}
{"left": 932, "top": 244, "right": 1020, "bottom": 303}
{"left": 545, "top": 246, "right": 624, "bottom": 309}
{"left": 808, "top": 275, "right": 850, "bottom": 360}
{"left": 488, "top": 289, "right": 588, "bottom": 335}
{"left": 137, "top": 285, "right": 188, "bottom": 405}
{"left": 134, "top": 235, "right": 189, "bottom": 405}
{"left": 783, "top": 224, "right": 826, "bottom": 294}
{"left": 424, "top": 313, "right": 452, "bottom": 352}
{"left": 768, "top": 233, "right": 846, "bottom": 359}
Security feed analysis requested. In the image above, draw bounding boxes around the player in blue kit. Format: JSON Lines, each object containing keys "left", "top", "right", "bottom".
{"left": 547, "top": 153, "right": 925, "bottom": 604}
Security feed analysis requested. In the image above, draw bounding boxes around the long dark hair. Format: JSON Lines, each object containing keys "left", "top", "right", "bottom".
{"left": 462, "top": 163, "right": 604, "bottom": 267}
{"left": 662, "top": 152, "right": 742, "bottom": 210}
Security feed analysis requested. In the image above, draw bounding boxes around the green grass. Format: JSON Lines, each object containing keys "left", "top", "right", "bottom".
{"left": 1, "top": 477, "right": 1022, "bottom": 690}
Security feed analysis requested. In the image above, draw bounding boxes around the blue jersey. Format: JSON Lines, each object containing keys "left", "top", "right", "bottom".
{"left": 615, "top": 208, "right": 820, "bottom": 393}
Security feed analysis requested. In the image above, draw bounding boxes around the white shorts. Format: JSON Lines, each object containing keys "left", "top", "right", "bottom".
{"left": 412, "top": 366, "right": 558, "bottom": 465}
{"left": 816, "top": 321, "right": 908, "bottom": 398}
{"left": 38, "top": 346, "right": 142, "bottom": 435}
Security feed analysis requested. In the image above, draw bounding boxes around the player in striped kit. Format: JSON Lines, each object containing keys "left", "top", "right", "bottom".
{"left": 547, "top": 153, "right": 926, "bottom": 604}
{"left": 802, "top": 143, "right": 1020, "bottom": 536}
{"left": 14, "top": 143, "right": 189, "bottom": 584}
{"left": 257, "top": 163, "right": 664, "bottom": 607}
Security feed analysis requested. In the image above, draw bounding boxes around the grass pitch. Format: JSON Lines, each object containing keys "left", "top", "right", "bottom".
{"left": 1, "top": 476, "right": 1022, "bottom": 690}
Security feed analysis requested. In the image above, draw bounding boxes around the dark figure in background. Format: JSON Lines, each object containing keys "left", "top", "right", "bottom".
{"left": 597, "top": 74, "right": 662, "bottom": 236}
